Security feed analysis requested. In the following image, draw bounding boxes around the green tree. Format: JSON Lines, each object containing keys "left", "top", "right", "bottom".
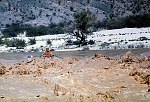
{"left": 0, "top": 37, "right": 3, "bottom": 45}
{"left": 28, "top": 38, "right": 36, "bottom": 45}
{"left": 73, "top": 10, "right": 96, "bottom": 46}
{"left": 47, "top": 22, "right": 65, "bottom": 34}
{"left": 47, "top": 39, "right": 52, "bottom": 47}
{"left": 2, "top": 23, "right": 23, "bottom": 37}
{"left": 26, "top": 25, "right": 48, "bottom": 37}
{"left": 94, "top": 13, "right": 150, "bottom": 30}
{"left": 3, "top": 38, "right": 26, "bottom": 48}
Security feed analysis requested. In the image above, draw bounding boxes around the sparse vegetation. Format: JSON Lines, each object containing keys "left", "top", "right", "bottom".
{"left": 128, "top": 45, "right": 134, "bottom": 49}
{"left": 100, "top": 42, "right": 110, "bottom": 48}
{"left": 28, "top": 38, "right": 36, "bottom": 45}
{"left": 0, "top": 37, "right": 3, "bottom": 45}
{"left": 47, "top": 22, "right": 65, "bottom": 35}
{"left": 3, "top": 38, "right": 26, "bottom": 48}
{"left": 1, "top": 22, "right": 69, "bottom": 37}
{"left": 138, "top": 37, "right": 149, "bottom": 41}
{"left": 47, "top": 39, "right": 52, "bottom": 46}
{"left": 88, "top": 40, "right": 95, "bottom": 45}
{"left": 26, "top": 25, "right": 48, "bottom": 37}
{"left": 66, "top": 40, "right": 73, "bottom": 46}
{"left": 2, "top": 23, "right": 23, "bottom": 37}
{"left": 136, "top": 44, "right": 144, "bottom": 48}
{"left": 94, "top": 13, "right": 150, "bottom": 30}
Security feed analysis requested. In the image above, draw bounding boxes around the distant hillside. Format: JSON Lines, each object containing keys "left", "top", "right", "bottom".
{"left": 0, "top": 0, "right": 150, "bottom": 28}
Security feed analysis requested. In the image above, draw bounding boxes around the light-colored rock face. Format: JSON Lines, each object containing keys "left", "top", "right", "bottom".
{"left": 0, "top": 0, "right": 150, "bottom": 27}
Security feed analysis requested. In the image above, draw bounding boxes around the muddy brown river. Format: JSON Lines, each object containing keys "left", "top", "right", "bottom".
{"left": 0, "top": 48, "right": 150, "bottom": 102}
{"left": 0, "top": 48, "right": 150, "bottom": 64}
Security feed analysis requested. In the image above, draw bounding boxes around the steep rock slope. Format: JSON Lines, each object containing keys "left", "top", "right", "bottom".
{"left": 0, "top": 0, "right": 149, "bottom": 27}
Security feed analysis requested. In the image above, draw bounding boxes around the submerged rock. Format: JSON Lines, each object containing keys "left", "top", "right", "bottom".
{"left": 129, "top": 68, "right": 150, "bottom": 85}
{"left": 0, "top": 65, "right": 6, "bottom": 75}
{"left": 120, "top": 51, "right": 142, "bottom": 63}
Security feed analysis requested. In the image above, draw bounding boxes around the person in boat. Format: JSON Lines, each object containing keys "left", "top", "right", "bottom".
{"left": 42, "top": 48, "right": 52, "bottom": 58}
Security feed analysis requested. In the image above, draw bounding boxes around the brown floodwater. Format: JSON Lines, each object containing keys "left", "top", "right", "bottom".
{"left": 0, "top": 48, "right": 149, "bottom": 64}
{"left": 0, "top": 48, "right": 150, "bottom": 102}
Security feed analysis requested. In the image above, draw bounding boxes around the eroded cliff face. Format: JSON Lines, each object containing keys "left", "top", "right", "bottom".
{"left": 0, "top": 0, "right": 150, "bottom": 27}
{"left": 0, "top": 52, "right": 150, "bottom": 101}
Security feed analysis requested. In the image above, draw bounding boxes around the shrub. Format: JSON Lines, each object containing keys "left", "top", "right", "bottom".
{"left": 128, "top": 45, "right": 134, "bottom": 48}
{"left": 28, "top": 38, "right": 36, "bottom": 45}
{"left": 0, "top": 37, "right": 3, "bottom": 45}
{"left": 66, "top": 40, "right": 73, "bottom": 45}
{"left": 100, "top": 42, "right": 110, "bottom": 48}
{"left": 138, "top": 37, "right": 149, "bottom": 41}
{"left": 88, "top": 40, "right": 95, "bottom": 45}
{"left": 26, "top": 25, "right": 48, "bottom": 37}
{"left": 2, "top": 22, "right": 69, "bottom": 37}
{"left": 70, "top": 6, "right": 74, "bottom": 11}
{"left": 94, "top": 13, "right": 150, "bottom": 30}
{"left": 47, "top": 22, "right": 65, "bottom": 34}
{"left": 3, "top": 38, "right": 26, "bottom": 47}
{"left": 136, "top": 44, "right": 144, "bottom": 48}
{"left": 2, "top": 23, "right": 23, "bottom": 37}
{"left": 47, "top": 39, "right": 52, "bottom": 46}
{"left": 73, "top": 40, "right": 80, "bottom": 45}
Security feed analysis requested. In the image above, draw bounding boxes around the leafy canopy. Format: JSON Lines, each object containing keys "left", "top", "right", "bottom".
{"left": 74, "top": 10, "right": 96, "bottom": 33}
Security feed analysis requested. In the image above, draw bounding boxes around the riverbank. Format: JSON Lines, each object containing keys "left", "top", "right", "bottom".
{"left": 0, "top": 27, "right": 150, "bottom": 53}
